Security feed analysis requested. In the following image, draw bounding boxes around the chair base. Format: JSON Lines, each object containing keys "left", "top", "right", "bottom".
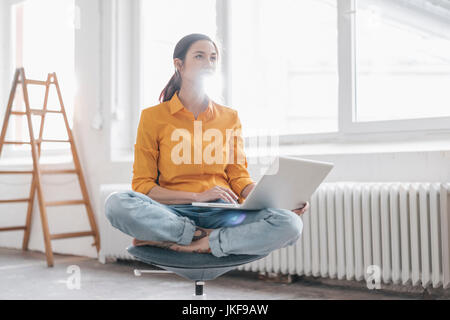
{"left": 194, "top": 281, "right": 206, "bottom": 299}
{"left": 152, "top": 264, "right": 239, "bottom": 281}
{"left": 127, "top": 245, "right": 268, "bottom": 299}
{"left": 133, "top": 269, "right": 209, "bottom": 298}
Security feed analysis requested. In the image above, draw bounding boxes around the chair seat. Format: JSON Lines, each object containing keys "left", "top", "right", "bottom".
{"left": 127, "top": 245, "right": 267, "bottom": 281}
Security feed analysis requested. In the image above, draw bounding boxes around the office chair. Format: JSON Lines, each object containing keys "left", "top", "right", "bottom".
{"left": 127, "top": 245, "right": 267, "bottom": 299}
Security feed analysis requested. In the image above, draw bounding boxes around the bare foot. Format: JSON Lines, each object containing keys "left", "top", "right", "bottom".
{"left": 175, "top": 235, "right": 212, "bottom": 254}
{"left": 132, "top": 238, "right": 179, "bottom": 250}
{"left": 132, "top": 226, "right": 214, "bottom": 254}
{"left": 132, "top": 237, "right": 211, "bottom": 254}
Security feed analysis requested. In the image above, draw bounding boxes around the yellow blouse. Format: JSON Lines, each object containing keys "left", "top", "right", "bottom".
{"left": 132, "top": 92, "right": 254, "bottom": 203}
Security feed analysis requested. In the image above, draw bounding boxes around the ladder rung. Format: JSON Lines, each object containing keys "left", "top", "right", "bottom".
{"left": 40, "top": 169, "right": 78, "bottom": 174}
{"left": 3, "top": 141, "right": 31, "bottom": 144}
{"left": 25, "top": 79, "right": 48, "bottom": 86}
{"left": 10, "top": 111, "right": 27, "bottom": 116}
{"left": 45, "top": 199, "right": 85, "bottom": 207}
{"left": 31, "top": 109, "right": 62, "bottom": 115}
{"left": 11, "top": 110, "right": 62, "bottom": 116}
{"left": 0, "top": 198, "right": 30, "bottom": 204}
{"left": 3, "top": 139, "right": 70, "bottom": 144}
{"left": 0, "top": 170, "right": 76, "bottom": 175}
{"left": 0, "top": 170, "right": 34, "bottom": 174}
{"left": 37, "top": 139, "right": 70, "bottom": 143}
{"left": 0, "top": 226, "right": 27, "bottom": 232}
{"left": 50, "top": 231, "right": 95, "bottom": 240}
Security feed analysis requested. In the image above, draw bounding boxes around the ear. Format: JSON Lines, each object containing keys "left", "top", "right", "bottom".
{"left": 173, "top": 58, "right": 183, "bottom": 73}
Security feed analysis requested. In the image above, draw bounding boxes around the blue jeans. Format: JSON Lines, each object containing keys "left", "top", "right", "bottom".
{"left": 105, "top": 190, "right": 303, "bottom": 258}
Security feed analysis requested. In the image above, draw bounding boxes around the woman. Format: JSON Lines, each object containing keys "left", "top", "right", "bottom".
{"left": 105, "top": 33, "right": 310, "bottom": 256}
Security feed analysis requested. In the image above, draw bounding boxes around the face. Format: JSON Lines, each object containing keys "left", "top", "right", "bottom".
{"left": 174, "top": 40, "right": 218, "bottom": 85}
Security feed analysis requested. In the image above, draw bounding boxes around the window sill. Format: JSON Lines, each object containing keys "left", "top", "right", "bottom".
{"left": 247, "top": 138, "right": 450, "bottom": 157}
{"left": 110, "top": 136, "right": 450, "bottom": 165}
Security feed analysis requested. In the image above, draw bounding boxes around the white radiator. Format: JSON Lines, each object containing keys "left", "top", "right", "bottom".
{"left": 98, "top": 183, "right": 450, "bottom": 289}
{"left": 98, "top": 184, "right": 135, "bottom": 263}
{"left": 237, "top": 182, "right": 450, "bottom": 289}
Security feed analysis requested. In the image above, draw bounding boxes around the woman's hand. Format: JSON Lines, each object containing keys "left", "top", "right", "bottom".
{"left": 195, "top": 186, "right": 239, "bottom": 204}
{"left": 292, "top": 201, "right": 310, "bottom": 216}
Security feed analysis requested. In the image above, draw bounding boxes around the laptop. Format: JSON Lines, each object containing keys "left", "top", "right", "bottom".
{"left": 191, "top": 156, "right": 334, "bottom": 210}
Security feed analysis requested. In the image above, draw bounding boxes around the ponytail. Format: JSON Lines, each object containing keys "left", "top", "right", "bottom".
{"left": 159, "top": 70, "right": 182, "bottom": 103}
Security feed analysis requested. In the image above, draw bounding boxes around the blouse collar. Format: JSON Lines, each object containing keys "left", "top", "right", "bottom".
{"left": 169, "top": 91, "right": 213, "bottom": 120}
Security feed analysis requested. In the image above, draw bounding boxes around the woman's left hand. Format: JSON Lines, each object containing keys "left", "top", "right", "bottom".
{"left": 292, "top": 201, "right": 310, "bottom": 216}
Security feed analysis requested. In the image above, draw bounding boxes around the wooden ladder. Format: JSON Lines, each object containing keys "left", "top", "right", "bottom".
{"left": 0, "top": 67, "right": 100, "bottom": 267}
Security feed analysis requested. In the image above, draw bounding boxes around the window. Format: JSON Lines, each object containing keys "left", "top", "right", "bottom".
{"left": 229, "top": 0, "right": 338, "bottom": 137}
{"left": 355, "top": 0, "right": 450, "bottom": 122}
{"left": 5, "top": 0, "right": 75, "bottom": 156}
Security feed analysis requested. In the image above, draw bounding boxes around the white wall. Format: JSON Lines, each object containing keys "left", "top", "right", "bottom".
{"left": 1, "top": 0, "right": 450, "bottom": 259}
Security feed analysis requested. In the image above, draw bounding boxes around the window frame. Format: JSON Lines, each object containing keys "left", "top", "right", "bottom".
{"left": 341, "top": 0, "right": 450, "bottom": 135}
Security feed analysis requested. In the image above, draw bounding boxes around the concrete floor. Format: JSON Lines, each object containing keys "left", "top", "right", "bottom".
{"left": 0, "top": 247, "right": 428, "bottom": 300}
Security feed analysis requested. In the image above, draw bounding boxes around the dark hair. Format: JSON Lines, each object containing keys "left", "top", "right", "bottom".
{"left": 159, "top": 33, "right": 219, "bottom": 103}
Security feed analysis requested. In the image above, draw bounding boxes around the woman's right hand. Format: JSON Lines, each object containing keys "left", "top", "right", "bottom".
{"left": 194, "top": 186, "right": 239, "bottom": 204}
